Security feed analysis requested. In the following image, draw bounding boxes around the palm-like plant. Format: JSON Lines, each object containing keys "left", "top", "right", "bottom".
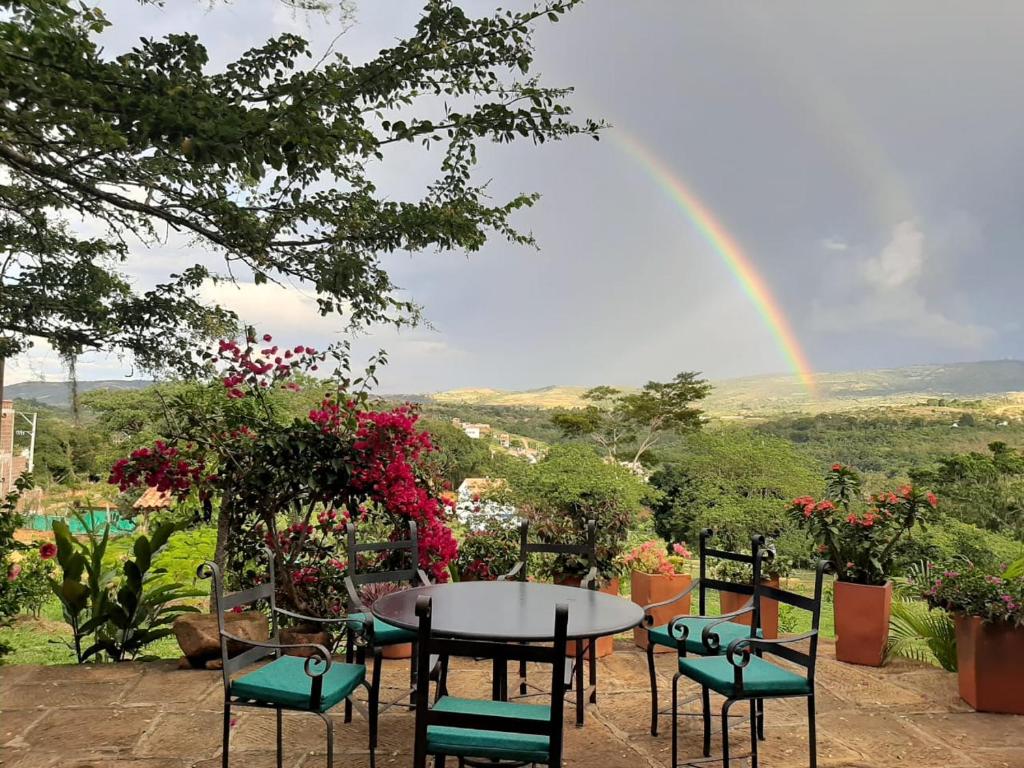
{"left": 887, "top": 560, "right": 957, "bottom": 671}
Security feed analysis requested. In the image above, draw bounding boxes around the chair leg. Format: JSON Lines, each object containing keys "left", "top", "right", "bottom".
{"left": 588, "top": 638, "right": 597, "bottom": 704}
{"left": 757, "top": 697, "right": 765, "bottom": 740}
{"left": 519, "top": 653, "right": 528, "bottom": 696}
{"left": 276, "top": 706, "right": 283, "bottom": 768}
{"left": 575, "top": 644, "right": 585, "bottom": 727}
{"left": 721, "top": 698, "right": 735, "bottom": 768}
{"left": 671, "top": 673, "right": 681, "bottom": 768}
{"left": 647, "top": 643, "right": 659, "bottom": 736}
{"left": 221, "top": 699, "right": 232, "bottom": 768}
{"left": 701, "top": 685, "right": 711, "bottom": 758}
{"left": 364, "top": 681, "right": 378, "bottom": 767}
{"left": 749, "top": 699, "right": 758, "bottom": 768}
{"left": 435, "top": 654, "right": 449, "bottom": 702}
{"left": 318, "top": 711, "right": 334, "bottom": 768}
{"left": 409, "top": 641, "right": 418, "bottom": 710}
{"left": 371, "top": 650, "right": 384, "bottom": 717}
{"left": 344, "top": 629, "right": 354, "bottom": 723}
{"left": 434, "top": 755, "right": 444, "bottom": 768}
{"left": 808, "top": 694, "right": 817, "bottom": 768}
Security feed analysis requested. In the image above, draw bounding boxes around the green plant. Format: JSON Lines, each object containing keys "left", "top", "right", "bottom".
{"left": 886, "top": 599, "right": 957, "bottom": 671}
{"left": 620, "top": 540, "right": 691, "bottom": 576}
{"left": 13, "top": 550, "right": 55, "bottom": 619}
{"left": 923, "top": 557, "right": 1024, "bottom": 628}
{"left": 49, "top": 518, "right": 202, "bottom": 662}
{"left": 711, "top": 551, "right": 793, "bottom": 583}
{"left": 0, "top": 476, "right": 30, "bottom": 656}
{"left": 455, "top": 520, "right": 520, "bottom": 581}
{"left": 789, "top": 464, "right": 934, "bottom": 585}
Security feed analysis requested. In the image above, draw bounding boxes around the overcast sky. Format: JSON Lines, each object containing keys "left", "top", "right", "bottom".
{"left": 8, "top": 1, "right": 1024, "bottom": 392}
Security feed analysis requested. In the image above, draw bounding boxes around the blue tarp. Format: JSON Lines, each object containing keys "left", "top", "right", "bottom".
{"left": 24, "top": 509, "right": 135, "bottom": 535}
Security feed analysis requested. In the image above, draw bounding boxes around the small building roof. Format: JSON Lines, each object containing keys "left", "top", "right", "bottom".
{"left": 134, "top": 487, "right": 173, "bottom": 510}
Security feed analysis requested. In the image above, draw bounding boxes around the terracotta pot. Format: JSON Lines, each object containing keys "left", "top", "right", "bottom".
{"left": 717, "top": 578, "right": 780, "bottom": 639}
{"left": 833, "top": 580, "right": 892, "bottom": 666}
{"left": 555, "top": 575, "right": 620, "bottom": 658}
{"left": 631, "top": 571, "right": 692, "bottom": 652}
{"left": 380, "top": 642, "right": 414, "bottom": 660}
{"left": 954, "top": 614, "right": 1024, "bottom": 714}
{"left": 280, "top": 624, "right": 331, "bottom": 658}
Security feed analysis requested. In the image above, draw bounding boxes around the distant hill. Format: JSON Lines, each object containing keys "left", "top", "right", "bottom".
{"left": 417, "top": 361, "right": 1024, "bottom": 416}
{"left": 4, "top": 379, "right": 154, "bottom": 408}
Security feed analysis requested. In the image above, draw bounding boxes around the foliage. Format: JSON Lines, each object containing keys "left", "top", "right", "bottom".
{"left": 910, "top": 442, "right": 1024, "bottom": 538}
{"left": 11, "top": 549, "right": 54, "bottom": 619}
{"left": 509, "top": 444, "right": 648, "bottom": 582}
{"left": 923, "top": 558, "right": 1024, "bottom": 628}
{"left": 0, "top": 476, "right": 30, "bottom": 655}
{"left": 419, "top": 418, "right": 494, "bottom": 488}
{"left": 49, "top": 518, "right": 201, "bottom": 661}
{"left": 892, "top": 518, "right": 1023, "bottom": 574}
{"left": 710, "top": 548, "right": 793, "bottom": 583}
{"left": 454, "top": 519, "right": 520, "bottom": 581}
{"left": 649, "top": 429, "right": 819, "bottom": 555}
{"left": 886, "top": 599, "right": 958, "bottom": 672}
{"left": 788, "top": 464, "right": 934, "bottom": 585}
{"left": 620, "top": 540, "right": 691, "bottom": 576}
{"left": 0, "top": 0, "right": 598, "bottom": 372}
{"left": 550, "top": 373, "right": 711, "bottom": 465}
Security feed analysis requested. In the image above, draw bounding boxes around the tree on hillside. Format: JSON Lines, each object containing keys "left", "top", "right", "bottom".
{"left": 550, "top": 373, "right": 711, "bottom": 465}
{"left": 0, "top": 0, "right": 600, "bottom": 394}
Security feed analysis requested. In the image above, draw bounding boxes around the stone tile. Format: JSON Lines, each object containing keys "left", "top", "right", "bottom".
{"left": 133, "top": 711, "right": 223, "bottom": 759}
{"left": 0, "top": 748, "right": 60, "bottom": 768}
{"left": 1, "top": 682, "right": 132, "bottom": 710}
{"left": 0, "top": 709, "right": 48, "bottom": 747}
{"left": 909, "top": 712, "right": 1024, "bottom": 750}
{"left": 123, "top": 667, "right": 219, "bottom": 710}
{"left": 63, "top": 760, "right": 189, "bottom": 768}
{"left": 23, "top": 708, "right": 158, "bottom": 754}
{"left": 823, "top": 712, "right": 983, "bottom": 767}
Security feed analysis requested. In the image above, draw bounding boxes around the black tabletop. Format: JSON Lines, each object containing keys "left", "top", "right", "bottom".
{"left": 371, "top": 581, "right": 643, "bottom": 642}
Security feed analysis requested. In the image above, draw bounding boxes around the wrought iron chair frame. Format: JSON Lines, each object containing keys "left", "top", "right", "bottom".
{"left": 200, "top": 548, "right": 377, "bottom": 768}
{"left": 344, "top": 519, "right": 432, "bottom": 719}
{"left": 412, "top": 595, "right": 570, "bottom": 768}
{"left": 497, "top": 518, "right": 597, "bottom": 726}
{"left": 672, "top": 554, "right": 833, "bottom": 768}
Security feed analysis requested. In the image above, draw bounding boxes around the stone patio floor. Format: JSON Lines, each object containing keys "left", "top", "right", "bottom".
{"left": 1, "top": 638, "right": 1022, "bottom": 768}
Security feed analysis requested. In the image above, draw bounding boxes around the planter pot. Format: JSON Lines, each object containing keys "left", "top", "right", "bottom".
{"left": 716, "top": 578, "right": 780, "bottom": 639}
{"left": 631, "top": 571, "right": 692, "bottom": 652}
{"left": 954, "top": 614, "right": 1024, "bottom": 714}
{"left": 380, "top": 642, "right": 414, "bottom": 660}
{"left": 555, "top": 575, "right": 620, "bottom": 658}
{"left": 280, "top": 624, "right": 332, "bottom": 658}
{"left": 833, "top": 580, "right": 892, "bottom": 666}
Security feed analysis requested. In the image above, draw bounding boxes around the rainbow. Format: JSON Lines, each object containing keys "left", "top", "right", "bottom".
{"left": 611, "top": 130, "right": 817, "bottom": 395}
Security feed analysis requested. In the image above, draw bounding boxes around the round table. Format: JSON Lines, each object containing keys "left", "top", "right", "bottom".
{"left": 371, "top": 580, "right": 644, "bottom": 642}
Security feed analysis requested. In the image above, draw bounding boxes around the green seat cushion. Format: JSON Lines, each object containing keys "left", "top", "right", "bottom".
{"left": 347, "top": 612, "right": 417, "bottom": 646}
{"left": 231, "top": 655, "right": 365, "bottom": 712}
{"left": 678, "top": 654, "right": 810, "bottom": 697}
{"left": 648, "top": 618, "right": 760, "bottom": 655}
{"left": 426, "top": 696, "right": 551, "bottom": 763}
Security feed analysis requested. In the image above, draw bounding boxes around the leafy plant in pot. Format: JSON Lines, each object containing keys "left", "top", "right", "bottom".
{"left": 622, "top": 540, "right": 692, "bottom": 652}
{"left": 455, "top": 520, "right": 520, "bottom": 582}
{"left": 710, "top": 549, "right": 793, "bottom": 640}
{"left": 357, "top": 581, "right": 411, "bottom": 659}
{"left": 789, "top": 463, "right": 935, "bottom": 666}
{"left": 923, "top": 557, "right": 1024, "bottom": 713}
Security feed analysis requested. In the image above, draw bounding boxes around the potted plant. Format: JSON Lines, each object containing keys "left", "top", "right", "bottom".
{"left": 455, "top": 520, "right": 520, "bottom": 582}
{"left": 711, "top": 551, "right": 792, "bottom": 640}
{"left": 356, "top": 581, "right": 412, "bottom": 659}
{"left": 789, "top": 464, "right": 935, "bottom": 666}
{"left": 923, "top": 558, "right": 1024, "bottom": 713}
{"left": 623, "top": 540, "right": 692, "bottom": 651}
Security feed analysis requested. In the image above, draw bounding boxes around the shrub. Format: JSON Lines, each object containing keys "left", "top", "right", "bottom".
{"left": 13, "top": 550, "right": 54, "bottom": 619}
{"left": 621, "top": 540, "right": 691, "bottom": 576}
{"left": 455, "top": 520, "right": 520, "bottom": 581}
{"left": 923, "top": 559, "right": 1024, "bottom": 628}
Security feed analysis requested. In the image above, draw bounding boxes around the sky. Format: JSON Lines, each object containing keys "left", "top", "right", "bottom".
{"left": 7, "top": 0, "right": 1024, "bottom": 393}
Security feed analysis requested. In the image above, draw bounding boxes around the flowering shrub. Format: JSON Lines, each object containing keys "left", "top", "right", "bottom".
{"left": 108, "top": 332, "right": 457, "bottom": 617}
{"left": 788, "top": 464, "right": 935, "bottom": 585}
{"left": 923, "top": 560, "right": 1024, "bottom": 627}
{"left": 621, "top": 540, "right": 691, "bottom": 576}
{"left": 455, "top": 520, "right": 520, "bottom": 581}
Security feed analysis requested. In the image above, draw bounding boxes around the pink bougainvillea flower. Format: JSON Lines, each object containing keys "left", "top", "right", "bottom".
{"left": 7, "top": 563, "right": 21, "bottom": 581}
{"left": 39, "top": 542, "right": 57, "bottom": 560}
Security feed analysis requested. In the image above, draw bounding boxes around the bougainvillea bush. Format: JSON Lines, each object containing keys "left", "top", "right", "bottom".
{"left": 788, "top": 464, "right": 936, "bottom": 585}
{"left": 109, "top": 332, "right": 457, "bottom": 617}
{"left": 923, "top": 559, "right": 1024, "bottom": 628}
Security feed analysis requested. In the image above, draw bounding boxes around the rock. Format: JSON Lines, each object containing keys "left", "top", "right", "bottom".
{"left": 204, "top": 658, "right": 224, "bottom": 670}
{"left": 173, "top": 611, "right": 269, "bottom": 668}
{"left": 279, "top": 625, "right": 331, "bottom": 658}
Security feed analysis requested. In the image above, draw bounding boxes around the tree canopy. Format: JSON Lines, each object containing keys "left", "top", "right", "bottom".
{"left": 0, "top": 0, "right": 599, "bottom": 372}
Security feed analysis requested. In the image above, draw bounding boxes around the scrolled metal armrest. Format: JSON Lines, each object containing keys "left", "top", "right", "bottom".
{"left": 580, "top": 566, "right": 599, "bottom": 590}
{"left": 643, "top": 579, "right": 700, "bottom": 625}
{"left": 725, "top": 630, "right": 819, "bottom": 664}
{"left": 416, "top": 568, "right": 432, "bottom": 587}
{"left": 667, "top": 612, "right": 715, "bottom": 642}
{"left": 497, "top": 561, "right": 524, "bottom": 581}
{"left": 701, "top": 605, "right": 755, "bottom": 653}
{"left": 219, "top": 631, "right": 333, "bottom": 676}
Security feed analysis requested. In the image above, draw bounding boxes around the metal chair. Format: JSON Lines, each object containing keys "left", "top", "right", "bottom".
{"left": 674, "top": 555, "right": 832, "bottom": 768}
{"left": 641, "top": 530, "right": 765, "bottom": 739}
{"left": 199, "top": 549, "right": 376, "bottom": 768}
{"left": 412, "top": 595, "right": 570, "bottom": 768}
{"left": 344, "top": 519, "right": 431, "bottom": 720}
{"left": 498, "top": 518, "right": 598, "bottom": 726}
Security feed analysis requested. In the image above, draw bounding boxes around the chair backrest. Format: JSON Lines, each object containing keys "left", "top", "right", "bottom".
{"left": 697, "top": 528, "right": 765, "bottom": 617}
{"left": 751, "top": 553, "right": 832, "bottom": 683}
{"left": 199, "top": 547, "right": 280, "bottom": 696}
{"left": 512, "top": 519, "right": 597, "bottom": 586}
{"left": 346, "top": 519, "right": 421, "bottom": 588}
{"left": 412, "top": 595, "right": 568, "bottom": 768}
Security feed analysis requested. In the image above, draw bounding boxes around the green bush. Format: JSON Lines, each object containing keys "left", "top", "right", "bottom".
{"left": 894, "top": 518, "right": 1023, "bottom": 572}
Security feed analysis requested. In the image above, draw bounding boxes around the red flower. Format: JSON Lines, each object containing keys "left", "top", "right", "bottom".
{"left": 6, "top": 563, "right": 21, "bottom": 581}
{"left": 831, "top": 463, "right": 843, "bottom": 472}
{"left": 39, "top": 542, "right": 57, "bottom": 560}
{"left": 263, "top": 334, "right": 273, "bottom": 342}
{"left": 926, "top": 492, "right": 938, "bottom": 508}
